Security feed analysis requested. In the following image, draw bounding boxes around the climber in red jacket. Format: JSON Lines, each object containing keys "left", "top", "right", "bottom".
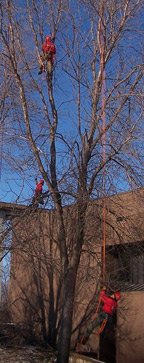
{"left": 35, "top": 178, "right": 44, "bottom": 196}
{"left": 38, "top": 36, "right": 56, "bottom": 75}
{"left": 31, "top": 178, "right": 44, "bottom": 206}
{"left": 81, "top": 286, "right": 121, "bottom": 344}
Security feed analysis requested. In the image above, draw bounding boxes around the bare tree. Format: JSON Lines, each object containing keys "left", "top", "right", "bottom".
{"left": 0, "top": 0, "right": 144, "bottom": 362}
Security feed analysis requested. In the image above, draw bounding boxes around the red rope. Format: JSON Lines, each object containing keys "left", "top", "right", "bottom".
{"left": 84, "top": 0, "right": 107, "bottom": 337}
{"left": 0, "top": 57, "right": 6, "bottom": 183}
{"left": 76, "top": 317, "right": 107, "bottom": 359}
{"left": 98, "top": 0, "right": 106, "bottom": 283}
{"left": 76, "top": 2, "right": 106, "bottom": 359}
{"left": 90, "top": 1, "right": 106, "bottom": 329}
{"left": 102, "top": 68, "right": 106, "bottom": 282}
{"left": 95, "top": 318, "right": 107, "bottom": 336}
{"left": 0, "top": 128, "right": 4, "bottom": 182}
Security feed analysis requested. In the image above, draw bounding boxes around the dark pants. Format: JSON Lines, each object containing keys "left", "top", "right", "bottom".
{"left": 39, "top": 53, "right": 53, "bottom": 73}
{"left": 84, "top": 312, "right": 110, "bottom": 341}
{"left": 32, "top": 194, "right": 44, "bottom": 206}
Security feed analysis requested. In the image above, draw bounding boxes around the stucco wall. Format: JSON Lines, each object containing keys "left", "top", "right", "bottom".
{"left": 117, "top": 291, "right": 144, "bottom": 363}
{"left": 4, "top": 189, "right": 144, "bottom": 361}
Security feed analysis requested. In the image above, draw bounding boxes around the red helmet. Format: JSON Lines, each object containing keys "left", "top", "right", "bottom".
{"left": 45, "top": 36, "right": 51, "bottom": 42}
{"left": 114, "top": 292, "right": 121, "bottom": 301}
{"left": 39, "top": 179, "right": 44, "bottom": 185}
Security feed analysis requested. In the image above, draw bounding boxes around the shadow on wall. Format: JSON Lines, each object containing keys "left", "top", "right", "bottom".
{"left": 99, "top": 317, "right": 116, "bottom": 363}
{"left": 117, "top": 291, "right": 144, "bottom": 363}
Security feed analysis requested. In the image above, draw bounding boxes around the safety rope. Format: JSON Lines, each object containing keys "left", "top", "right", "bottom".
{"left": 75, "top": 317, "right": 107, "bottom": 360}
{"left": 95, "top": 318, "right": 107, "bottom": 336}
{"left": 75, "top": 2, "right": 106, "bottom": 360}
{"left": 0, "top": 57, "right": 6, "bottom": 182}
{"left": 89, "top": 0, "right": 106, "bottom": 328}
{"left": 0, "top": 124, "right": 4, "bottom": 183}
{"left": 98, "top": 0, "right": 106, "bottom": 284}
{"left": 90, "top": 0, "right": 106, "bottom": 323}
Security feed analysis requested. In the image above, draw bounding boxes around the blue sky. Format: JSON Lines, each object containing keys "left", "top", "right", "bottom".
{"left": 0, "top": 0, "right": 144, "bottom": 206}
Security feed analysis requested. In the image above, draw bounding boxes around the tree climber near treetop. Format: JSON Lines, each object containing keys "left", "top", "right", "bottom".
{"left": 38, "top": 35, "right": 56, "bottom": 75}
{"left": 81, "top": 286, "right": 121, "bottom": 345}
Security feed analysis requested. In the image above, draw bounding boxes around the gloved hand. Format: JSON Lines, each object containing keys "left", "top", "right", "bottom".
{"left": 102, "top": 285, "right": 106, "bottom": 290}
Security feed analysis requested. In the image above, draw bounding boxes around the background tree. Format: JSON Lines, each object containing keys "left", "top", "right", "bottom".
{"left": 0, "top": 0, "right": 144, "bottom": 362}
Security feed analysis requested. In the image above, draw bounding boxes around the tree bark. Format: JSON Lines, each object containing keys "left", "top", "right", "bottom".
{"left": 57, "top": 266, "right": 76, "bottom": 363}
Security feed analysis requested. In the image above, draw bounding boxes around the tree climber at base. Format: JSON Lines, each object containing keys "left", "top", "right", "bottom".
{"left": 38, "top": 36, "right": 56, "bottom": 75}
{"left": 32, "top": 178, "right": 44, "bottom": 206}
{"left": 81, "top": 286, "right": 121, "bottom": 345}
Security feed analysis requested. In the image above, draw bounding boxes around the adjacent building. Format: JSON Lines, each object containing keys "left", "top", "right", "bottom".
{"left": 0, "top": 188, "right": 144, "bottom": 362}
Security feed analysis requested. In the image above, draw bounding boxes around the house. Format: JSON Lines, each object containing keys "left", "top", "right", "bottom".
{"left": 0, "top": 188, "right": 144, "bottom": 363}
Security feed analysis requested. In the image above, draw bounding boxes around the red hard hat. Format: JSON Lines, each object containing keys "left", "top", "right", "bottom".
{"left": 45, "top": 36, "right": 51, "bottom": 42}
{"left": 114, "top": 292, "right": 121, "bottom": 301}
{"left": 39, "top": 179, "right": 44, "bottom": 185}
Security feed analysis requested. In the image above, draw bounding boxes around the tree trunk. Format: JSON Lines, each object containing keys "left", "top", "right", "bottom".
{"left": 57, "top": 208, "right": 85, "bottom": 363}
{"left": 57, "top": 266, "right": 76, "bottom": 363}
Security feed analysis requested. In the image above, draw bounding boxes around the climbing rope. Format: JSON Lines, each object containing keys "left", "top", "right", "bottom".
{"left": 0, "top": 56, "right": 7, "bottom": 182}
{"left": 89, "top": 0, "right": 106, "bottom": 332}
{"left": 75, "top": 318, "right": 107, "bottom": 360}
{"left": 98, "top": 0, "right": 106, "bottom": 284}
{"left": 95, "top": 318, "right": 107, "bottom": 336}
{"left": 0, "top": 123, "right": 4, "bottom": 183}
{"left": 76, "top": 3, "right": 106, "bottom": 359}
{"left": 90, "top": 0, "right": 106, "bottom": 323}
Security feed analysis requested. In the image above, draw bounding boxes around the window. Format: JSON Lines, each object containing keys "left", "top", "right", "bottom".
{"left": 106, "top": 241, "right": 144, "bottom": 290}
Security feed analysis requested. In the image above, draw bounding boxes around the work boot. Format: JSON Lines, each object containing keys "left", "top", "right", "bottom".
{"left": 79, "top": 335, "right": 88, "bottom": 345}
{"left": 81, "top": 337, "right": 87, "bottom": 345}
{"left": 39, "top": 200, "right": 44, "bottom": 205}
{"left": 38, "top": 66, "right": 43, "bottom": 75}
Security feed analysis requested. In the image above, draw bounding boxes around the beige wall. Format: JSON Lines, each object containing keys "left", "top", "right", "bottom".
{"left": 6, "top": 189, "right": 144, "bottom": 361}
{"left": 117, "top": 291, "right": 144, "bottom": 363}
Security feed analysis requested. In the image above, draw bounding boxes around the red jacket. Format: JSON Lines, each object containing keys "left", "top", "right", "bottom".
{"left": 35, "top": 183, "right": 43, "bottom": 195}
{"left": 42, "top": 40, "right": 56, "bottom": 55}
{"left": 101, "top": 289, "right": 117, "bottom": 316}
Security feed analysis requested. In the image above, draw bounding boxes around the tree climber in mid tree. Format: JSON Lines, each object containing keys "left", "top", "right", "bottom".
{"left": 38, "top": 36, "right": 56, "bottom": 75}
{"left": 31, "top": 178, "right": 44, "bottom": 206}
